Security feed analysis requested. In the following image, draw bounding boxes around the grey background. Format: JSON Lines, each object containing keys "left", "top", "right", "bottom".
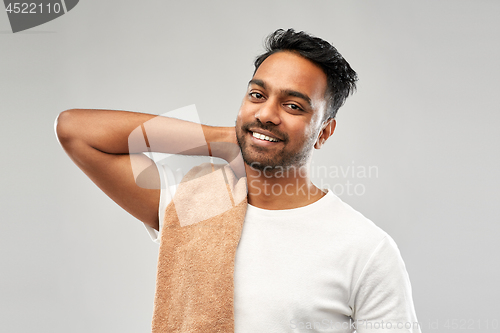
{"left": 1, "top": 1, "right": 499, "bottom": 332}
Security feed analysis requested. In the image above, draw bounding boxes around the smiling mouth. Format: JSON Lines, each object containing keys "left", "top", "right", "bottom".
{"left": 251, "top": 131, "right": 280, "bottom": 142}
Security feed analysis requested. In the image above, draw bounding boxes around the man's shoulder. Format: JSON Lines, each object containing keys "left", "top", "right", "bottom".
{"left": 321, "top": 190, "right": 389, "bottom": 246}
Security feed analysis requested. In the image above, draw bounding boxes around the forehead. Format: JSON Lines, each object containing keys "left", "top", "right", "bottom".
{"left": 252, "top": 51, "right": 328, "bottom": 104}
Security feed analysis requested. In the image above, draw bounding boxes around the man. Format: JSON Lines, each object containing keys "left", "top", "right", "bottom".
{"left": 56, "top": 29, "right": 420, "bottom": 332}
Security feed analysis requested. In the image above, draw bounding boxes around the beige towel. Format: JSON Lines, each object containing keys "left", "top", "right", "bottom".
{"left": 152, "top": 163, "right": 247, "bottom": 332}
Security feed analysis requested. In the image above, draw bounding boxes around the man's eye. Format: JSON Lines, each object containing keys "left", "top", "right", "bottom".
{"left": 249, "top": 92, "right": 264, "bottom": 99}
{"left": 286, "top": 104, "right": 303, "bottom": 112}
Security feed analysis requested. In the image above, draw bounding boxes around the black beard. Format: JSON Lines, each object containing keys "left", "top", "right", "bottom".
{"left": 236, "top": 120, "right": 314, "bottom": 172}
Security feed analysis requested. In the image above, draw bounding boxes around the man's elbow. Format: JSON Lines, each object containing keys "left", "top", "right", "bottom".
{"left": 54, "top": 109, "right": 79, "bottom": 146}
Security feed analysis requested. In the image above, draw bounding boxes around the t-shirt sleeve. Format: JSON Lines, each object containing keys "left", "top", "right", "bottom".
{"left": 350, "top": 235, "right": 422, "bottom": 333}
{"left": 143, "top": 157, "right": 182, "bottom": 244}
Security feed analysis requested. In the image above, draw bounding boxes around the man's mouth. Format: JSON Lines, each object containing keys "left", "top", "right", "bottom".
{"left": 251, "top": 131, "right": 280, "bottom": 142}
{"left": 239, "top": 121, "right": 288, "bottom": 146}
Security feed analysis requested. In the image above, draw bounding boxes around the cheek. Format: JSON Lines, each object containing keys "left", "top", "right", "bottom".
{"left": 235, "top": 106, "right": 250, "bottom": 132}
{"left": 288, "top": 121, "right": 319, "bottom": 146}
{"left": 284, "top": 115, "right": 312, "bottom": 136}
{"left": 307, "top": 113, "right": 326, "bottom": 138}
{"left": 235, "top": 110, "right": 246, "bottom": 129}
{"left": 237, "top": 102, "right": 256, "bottom": 123}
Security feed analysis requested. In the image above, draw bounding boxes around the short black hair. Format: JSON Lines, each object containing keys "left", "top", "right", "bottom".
{"left": 254, "top": 29, "right": 358, "bottom": 119}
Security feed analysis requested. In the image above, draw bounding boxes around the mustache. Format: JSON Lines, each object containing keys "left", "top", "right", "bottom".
{"left": 241, "top": 120, "right": 289, "bottom": 142}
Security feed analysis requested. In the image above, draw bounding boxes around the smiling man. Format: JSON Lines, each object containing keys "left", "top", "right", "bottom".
{"left": 236, "top": 49, "right": 335, "bottom": 210}
{"left": 56, "top": 29, "right": 421, "bottom": 332}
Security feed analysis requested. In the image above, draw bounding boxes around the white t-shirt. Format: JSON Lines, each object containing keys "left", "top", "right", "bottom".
{"left": 145, "top": 163, "right": 421, "bottom": 333}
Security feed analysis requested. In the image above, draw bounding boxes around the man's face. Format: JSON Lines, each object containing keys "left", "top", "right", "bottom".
{"left": 236, "top": 51, "right": 329, "bottom": 171}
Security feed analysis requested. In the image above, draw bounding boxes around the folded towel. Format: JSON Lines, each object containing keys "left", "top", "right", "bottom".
{"left": 152, "top": 163, "right": 247, "bottom": 332}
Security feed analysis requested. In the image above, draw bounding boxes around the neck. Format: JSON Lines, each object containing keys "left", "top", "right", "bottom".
{"left": 244, "top": 163, "right": 326, "bottom": 210}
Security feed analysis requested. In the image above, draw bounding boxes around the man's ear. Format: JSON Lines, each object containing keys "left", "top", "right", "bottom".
{"left": 314, "top": 118, "right": 336, "bottom": 149}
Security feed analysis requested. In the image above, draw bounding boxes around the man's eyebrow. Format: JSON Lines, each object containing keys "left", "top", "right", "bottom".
{"left": 282, "top": 89, "right": 312, "bottom": 108}
{"left": 248, "top": 79, "right": 266, "bottom": 89}
{"left": 248, "top": 79, "right": 312, "bottom": 108}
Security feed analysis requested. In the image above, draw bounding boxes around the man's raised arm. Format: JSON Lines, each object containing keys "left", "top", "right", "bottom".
{"left": 55, "top": 108, "right": 237, "bottom": 230}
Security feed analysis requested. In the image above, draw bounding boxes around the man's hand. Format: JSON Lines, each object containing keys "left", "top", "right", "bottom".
{"left": 203, "top": 126, "right": 243, "bottom": 178}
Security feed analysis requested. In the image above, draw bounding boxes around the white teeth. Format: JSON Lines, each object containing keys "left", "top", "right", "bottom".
{"left": 252, "top": 131, "right": 278, "bottom": 142}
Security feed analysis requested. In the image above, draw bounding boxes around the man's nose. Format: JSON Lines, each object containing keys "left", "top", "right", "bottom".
{"left": 255, "top": 100, "right": 281, "bottom": 125}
